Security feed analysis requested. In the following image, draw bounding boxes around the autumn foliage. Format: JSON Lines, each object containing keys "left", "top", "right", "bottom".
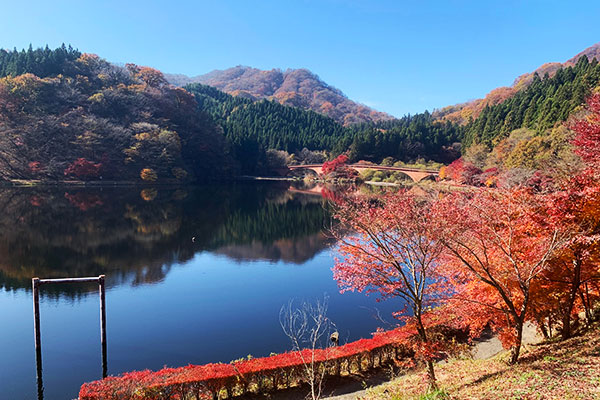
{"left": 572, "top": 92, "right": 600, "bottom": 167}
{"left": 64, "top": 158, "right": 102, "bottom": 179}
{"left": 332, "top": 191, "right": 449, "bottom": 388}
{"left": 321, "top": 154, "right": 348, "bottom": 174}
{"left": 0, "top": 46, "right": 232, "bottom": 182}
{"left": 438, "top": 158, "right": 482, "bottom": 185}
{"left": 79, "top": 325, "right": 431, "bottom": 400}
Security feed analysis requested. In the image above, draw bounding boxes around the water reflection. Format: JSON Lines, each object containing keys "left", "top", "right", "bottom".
{"left": 0, "top": 183, "right": 331, "bottom": 297}
{"left": 0, "top": 182, "right": 408, "bottom": 400}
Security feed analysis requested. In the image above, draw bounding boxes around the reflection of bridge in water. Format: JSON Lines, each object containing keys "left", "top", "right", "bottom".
{"left": 281, "top": 163, "right": 439, "bottom": 183}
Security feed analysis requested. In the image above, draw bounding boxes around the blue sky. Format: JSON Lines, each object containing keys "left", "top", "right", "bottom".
{"left": 2, "top": 0, "right": 600, "bottom": 117}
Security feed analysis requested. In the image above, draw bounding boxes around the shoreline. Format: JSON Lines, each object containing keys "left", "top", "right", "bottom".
{"left": 1, "top": 176, "right": 299, "bottom": 187}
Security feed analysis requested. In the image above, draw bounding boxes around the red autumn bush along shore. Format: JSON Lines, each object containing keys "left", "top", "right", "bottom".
{"left": 79, "top": 325, "right": 443, "bottom": 400}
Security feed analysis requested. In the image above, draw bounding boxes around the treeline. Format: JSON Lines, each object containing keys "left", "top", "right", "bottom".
{"left": 187, "top": 83, "right": 463, "bottom": 171}
{"left": 339, "top": 113, "right": 462, "bottom": 163}
{"left": 186, "top": 83, "right": 347, "bottom": 172}
{"left": 6, "top": 45, "right": 599, "bottom": 181}
{"left": 463, "top": 56, "right": 600, "bottom": 149}
{"left": 0, "top": 44, "right": 81, "bottom": 78}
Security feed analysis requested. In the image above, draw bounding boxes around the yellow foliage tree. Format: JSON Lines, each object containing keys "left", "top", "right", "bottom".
{"left": 140, "top": 168, "right": 157, "bottom": 182}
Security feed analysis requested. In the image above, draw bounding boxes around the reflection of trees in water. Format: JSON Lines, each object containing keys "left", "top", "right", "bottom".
{"left": 0, "top": 183, "right": 332, "bottom": 297}
{"left": 214, "top": 232, "right": 336, "bottom": 264}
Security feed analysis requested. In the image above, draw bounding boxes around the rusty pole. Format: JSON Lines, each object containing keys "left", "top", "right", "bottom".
{"left": 32, "top": 277, "right": 44, "bottom": 399}
{"left": 99, "top": 275, "right": 107, "bottom": 378}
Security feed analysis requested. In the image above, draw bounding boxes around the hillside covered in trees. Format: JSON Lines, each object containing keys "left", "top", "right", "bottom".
{"left": 0, "top": 45, "right": 233, "bottom": 182}
{"left": 166, "top": 66, "right": 393, "bottom": 125}
{"left": 444, "top": 53, "right": 600, "bottom": 188}
{"left": 433, "top": 42, "right": 600, "bottom": 126}
{"left": 186, "top": 82, "right": 464, "bottom": 172}
{"left": 0, "top": 45, "right": 463, "bottom": 181}
{"left": 463, "top": 55, "right": 600, "bottom": 149}
{"left": 2, "top": 43, "right": 600, "bottom": 183}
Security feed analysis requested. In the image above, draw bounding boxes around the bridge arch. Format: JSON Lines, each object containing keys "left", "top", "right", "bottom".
{"left": 285, "top": 163, "right": 439, "bottom": 183}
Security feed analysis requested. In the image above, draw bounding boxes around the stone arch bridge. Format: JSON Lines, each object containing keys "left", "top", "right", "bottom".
{"left": 278, "top": 164, "right": 439, "bottom": 183}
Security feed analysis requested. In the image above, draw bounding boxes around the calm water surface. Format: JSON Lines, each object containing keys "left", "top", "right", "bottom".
{"left": 0, "top": 183, "right": 401, "bottom": 400}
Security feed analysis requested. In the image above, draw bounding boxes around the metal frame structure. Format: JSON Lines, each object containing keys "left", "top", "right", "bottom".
{"left": 32, "top": 275, "right": 107, "bottom": 399}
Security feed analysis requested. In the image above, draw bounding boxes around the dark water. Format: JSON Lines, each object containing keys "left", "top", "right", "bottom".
{"left": 0, "top": 183, "right": 402, "bottom": 400}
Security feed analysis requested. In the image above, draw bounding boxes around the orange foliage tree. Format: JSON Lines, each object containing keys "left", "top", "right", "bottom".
{"left": 332, "top": 191, "right": 448, "bottom": 389}
{"left": 433, "top": 188, "right": 568, "bottom": 363}
{"left": 64, "top": 158, "right": 101, "bottom": 180}
{"left": 572, "top": 92, "right": 600, "bottom": 167}
{"left": 439, "top": 158, "right": 482, "bottom": 185}
{"left": 531, "top": 174, "right": 600, "bottom": 339}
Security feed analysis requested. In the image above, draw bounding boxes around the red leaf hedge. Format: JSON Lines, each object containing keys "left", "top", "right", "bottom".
{"left": 79, "top": 326, "right": 415, "bottom": 400}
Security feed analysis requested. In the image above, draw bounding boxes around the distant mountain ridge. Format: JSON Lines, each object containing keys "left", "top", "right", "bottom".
{"left": 165, "top": 66, "right": 394, "bottom": 125}
{"left": 433, "top": 42, "right": 600, "bottom": 125}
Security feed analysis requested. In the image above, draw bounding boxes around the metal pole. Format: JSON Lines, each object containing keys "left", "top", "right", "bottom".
{"left": 99, "top": 275, "right": 107, "bottom": 378}
{"left": 32, "top": 277, "right": 44, "bottom": 400}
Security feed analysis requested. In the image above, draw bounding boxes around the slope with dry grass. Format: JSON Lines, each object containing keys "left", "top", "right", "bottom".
{"left": 363, "top": 324, "right": 600, "bottom": 400}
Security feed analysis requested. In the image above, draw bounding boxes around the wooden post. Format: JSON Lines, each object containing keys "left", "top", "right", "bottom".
{"left": 99, "top": 275, "right": 107, "bottom": 378}
{"left": 32, "top": 277, "right": 44, "bottom": 400}
{"left": 32, "top": 275, "right": 108, "bottom": 394}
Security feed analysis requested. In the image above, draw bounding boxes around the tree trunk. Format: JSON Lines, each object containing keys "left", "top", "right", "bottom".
{"left": 415, "top": 311, "right": 437, "bottom": 391}
{"left": 561, "top": 257, "right": 582, "bottom": 340}
{"left": 579, "top": 283, "right": 594, "bottom": 324}
{"left": 535, "top": 315, "right": 549, "bottom": 339}
{"left": 561, "top": 309, "right": 572, "bottom": 340}
{"left": 426, "top": 360, "right": 437, "bottom": 391}
{"left": 508, "top": 320, "right": 524, "bottom": 364}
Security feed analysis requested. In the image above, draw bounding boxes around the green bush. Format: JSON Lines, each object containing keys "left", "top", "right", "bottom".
{"left": 418, "top": 388, "right": 450, "bottom": 400}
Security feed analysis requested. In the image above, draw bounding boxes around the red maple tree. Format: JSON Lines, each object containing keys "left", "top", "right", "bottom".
{"left": 64, "top": 158, "right": 102, "bottom": 179}
{"left": 432, "top": 188, "right": 568, "bottom": 363}
{"left": 332, "top": 190, "right": 447, "bottom": 389}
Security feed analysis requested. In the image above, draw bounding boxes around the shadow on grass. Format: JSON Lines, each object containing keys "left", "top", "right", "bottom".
{"left": 455, "top": 369, "right": 506, "bottom": 391}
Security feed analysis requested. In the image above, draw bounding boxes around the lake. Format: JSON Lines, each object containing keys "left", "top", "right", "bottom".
{"left": 0, "top": 183, "right": 402, "bottom": 400}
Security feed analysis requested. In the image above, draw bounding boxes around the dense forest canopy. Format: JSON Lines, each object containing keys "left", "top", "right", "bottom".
{"left": 186, "top": 82, "right": 463, "bottom": 172}
{"left": 339, "top": 113, "right": 462, "bottom": 163}
{"left": 0, "top": 44, "right": 81, "bottom": 78}
{"left": 0, "top": 45, "right": 232, "bottom": 182}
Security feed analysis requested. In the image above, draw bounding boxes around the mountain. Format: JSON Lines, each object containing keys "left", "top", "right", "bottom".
{"left": 165, "top": 66, "right": 394, "bottom": 125}
{"left": 0, "top": 45, "right": 456, "bottom": 182}
{"left": 433, "top": 42, "right": 600, "bottom": 125}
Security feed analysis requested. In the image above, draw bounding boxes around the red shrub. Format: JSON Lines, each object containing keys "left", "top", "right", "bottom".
{"left": 64, "top": 158, "right": 102, "bottom": 179}
{"left": 79, "top": 325, "right": 418, "bottom": 400}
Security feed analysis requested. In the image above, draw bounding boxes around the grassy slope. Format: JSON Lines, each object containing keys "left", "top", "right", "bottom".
{"left": 363, "top": 324, "right": 600, "bottom": 400}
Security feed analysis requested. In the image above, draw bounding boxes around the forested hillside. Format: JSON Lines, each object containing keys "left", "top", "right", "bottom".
{"left": 0, "top": 46, "right": 233, "bottom": 182}
{"left": 463, "top": 56, "right": 600, "bottom": 148}
{"left": 3, "top": 43, "right": 600, "bottom": 183}
{"left": 340, "top": 114, "right": 462, "bottom": 163}
{"left": 433, "top": 42, "right": 600, "bottom": 126}
{"left": 166, "top": 66, "right": 393, "bottom": 125}
{"left": 442, "top": 55, "right": 600, "bottom": 187}
{"left": 186, "top": 83, "right": 347, "bottom": 172}
{"left": 186, "top": 83, "right": 462, "bottom": 171}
